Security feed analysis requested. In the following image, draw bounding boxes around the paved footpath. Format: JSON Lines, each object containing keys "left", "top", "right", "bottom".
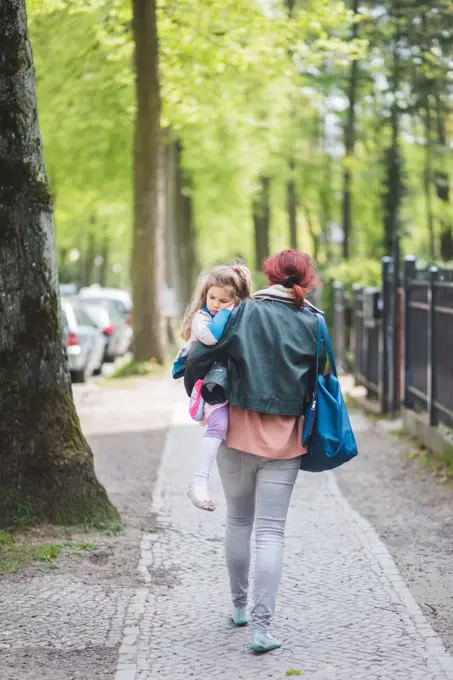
{"left": 115, "top": 404, "right": 453, "bottom": 680}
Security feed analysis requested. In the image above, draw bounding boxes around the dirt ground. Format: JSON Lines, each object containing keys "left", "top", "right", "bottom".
{"left": 0, "top": 378, "right": 175, "bottom": 680}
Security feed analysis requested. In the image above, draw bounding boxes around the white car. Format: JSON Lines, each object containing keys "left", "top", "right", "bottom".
{"left": 78, "top": 286, "right": 132, "bottom": 325}
{"left": 61, "top": 298, "right": 107, "bottom": 382}
{"left": 79, "top": 299, "right": 132, "bottom": 362}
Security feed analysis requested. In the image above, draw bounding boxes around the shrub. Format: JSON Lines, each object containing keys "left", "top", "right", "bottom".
{"left": 321, "top": 259, "right": 382, "bottom": 327}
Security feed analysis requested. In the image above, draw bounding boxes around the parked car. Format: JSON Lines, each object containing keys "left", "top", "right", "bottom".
{"left": 61, "top": 298, "right": 107, "bottom": 382}
{"left": 78, "top": 286, "right": 132, "bottom": 325}
{"left": 78, "top": 299, "right": 132, "bottom": 362}
{"left": 60, "top": 283, "right": 79, "bottom": 297}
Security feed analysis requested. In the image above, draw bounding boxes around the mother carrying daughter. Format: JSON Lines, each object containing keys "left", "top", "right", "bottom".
{"left": 172, "top": 264, "right": 252, "bottom": 512}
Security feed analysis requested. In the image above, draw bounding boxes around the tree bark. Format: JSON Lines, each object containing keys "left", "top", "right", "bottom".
{"left": 253, "top": 176, "right": 271, "bottom": 270}
{"left": 342, "top": 0, "right": 360, "bottom": 260}
{"left": 434, "top": 97, "right": 453, "bottom": 261}
{"left": 131, "top": 0, "right": 166, "bottom": 363}
{"left": 0, "top": 0, "right": 118, "bottom": 528}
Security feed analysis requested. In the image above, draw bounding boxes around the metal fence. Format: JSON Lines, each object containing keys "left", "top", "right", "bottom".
{"left": 404, "top": 259, "right": 453, "bottom": 428}
{"left": 331, "top": 255, "right": 453, "bottom": 425}
{"left": 351, "top": 286, "right": 380, "bottom": 399}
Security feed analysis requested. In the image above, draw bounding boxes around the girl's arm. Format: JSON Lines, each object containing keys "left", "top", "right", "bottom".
{"left": 191, "top": 307, "right": 233, "bottom": 346}
{"left": 184, "top": 306, "right": 239, "bottom": 396}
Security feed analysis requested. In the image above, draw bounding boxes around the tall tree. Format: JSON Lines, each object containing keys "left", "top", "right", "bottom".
{"left": 287, "top": 159, "right": 298, "bottom": 250}
{"left": 382, "top": 4, "right": 403, "bottom": 256}
{"left": 285, "top": 0, "right": 298, "bottom": 250}
{"left": 342, "top": 0, "right": 360, "bottom": 260}
{"left": 131, "top": 0, "right": 166, "bottom": 363}
{"left": 435, "top": 98, "right": 453, "bottom": 261}
{"left": 0, "top": 0, "right": 118, "bottom": 527}
{"left": 253, "top": 177, "right": 271, "bottom": 271}
{"left": 423, "top": 98, "right": 435, "bottom": 260}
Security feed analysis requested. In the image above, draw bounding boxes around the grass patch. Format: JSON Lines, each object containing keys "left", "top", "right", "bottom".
{"left": 392, "top": 426, "right": 409, "bottom": 439}
{"left": 107, "top": 357, "right": 168, "bottom": 380}
{"left": 286, "top": 670, "right": 303, "bottom": 677}
{"left": 83, "top": 515, "right": 122, "bottom": 535}
{"left": 404, "top": 436, "right": 453, "bottom": 482}
{"left": 0, "top": 537, "right": 97, "bottom": 574}
{"left": 0, "top": 532, "right": 14, "bottom": 547}
{"left": 423, "top": 446, "right": 453, "bottom": 480}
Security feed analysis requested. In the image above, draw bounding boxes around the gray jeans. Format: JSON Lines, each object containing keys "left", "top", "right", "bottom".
{"left": 217, "top": 444, "right": 301, "bottom": 633}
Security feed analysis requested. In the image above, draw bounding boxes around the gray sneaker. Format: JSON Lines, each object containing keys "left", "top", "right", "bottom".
{"left": 248, "top": 631, "right": 281, "bottom": 653}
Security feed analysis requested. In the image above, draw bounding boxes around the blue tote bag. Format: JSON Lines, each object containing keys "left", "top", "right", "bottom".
{"left": 301, "top": 314, "right": 358, "bottom": 472}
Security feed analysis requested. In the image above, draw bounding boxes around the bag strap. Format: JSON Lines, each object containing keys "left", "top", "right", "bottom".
{"left": 314, "top": 314, "right": 337, "bottom": 380}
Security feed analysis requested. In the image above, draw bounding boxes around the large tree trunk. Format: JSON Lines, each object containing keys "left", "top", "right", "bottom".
{"left": 131, "top": 0, "right": 166, "bottom": 363}
{"left": 342, "top": 0, "right": 360, "bottom": 260}
{"left": 253, "top": 176, "right": 271, "bottom": 270}
{"left": 0, "top": 0, "right": 118, "bottom": 528}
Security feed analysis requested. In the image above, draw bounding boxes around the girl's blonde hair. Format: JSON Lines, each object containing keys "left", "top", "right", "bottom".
{"left": 181, "top": 264, "right": 252, "bottom": 341}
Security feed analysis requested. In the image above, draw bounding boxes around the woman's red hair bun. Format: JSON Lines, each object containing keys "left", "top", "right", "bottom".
{"left": 263, "top": 249, "right": 317, "bottom": 308}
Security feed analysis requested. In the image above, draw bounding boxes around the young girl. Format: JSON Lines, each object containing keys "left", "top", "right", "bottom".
{"left": 173, "top": 264, "right": 252, "bottom": 511}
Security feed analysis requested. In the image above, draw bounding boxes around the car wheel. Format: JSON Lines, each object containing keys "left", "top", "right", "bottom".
{"left": 71, "top": 365, "right": 88, "bottom": 383}
{"left": 92, "top": 366, "right": 102, "bottom": 376}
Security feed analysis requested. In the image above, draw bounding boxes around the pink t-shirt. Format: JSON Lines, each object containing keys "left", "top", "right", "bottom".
{"left": 224, "top": 405, "right": 308, "bottom": 460}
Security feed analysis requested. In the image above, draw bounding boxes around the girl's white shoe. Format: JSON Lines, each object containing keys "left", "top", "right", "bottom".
{"left": 187, "top": 479, "right": 215, "bottom": 512}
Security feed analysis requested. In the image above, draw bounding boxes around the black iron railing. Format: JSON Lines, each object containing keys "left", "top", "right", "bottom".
{"left": 404, "top": 259, "right": 453, "bottom": 428}
{"left": 331, "top": 256, "right": 453, "bottom": 426}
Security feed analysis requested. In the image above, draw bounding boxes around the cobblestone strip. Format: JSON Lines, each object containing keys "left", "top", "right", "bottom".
{"left": 325, "top": 472, "right": 453, "bottom": 678}
{"left": 115, "top": 408, "right": 453, "bottom": 680}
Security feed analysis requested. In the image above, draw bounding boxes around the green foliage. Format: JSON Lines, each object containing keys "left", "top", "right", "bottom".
{"left": 321, "top": 259, "right": 381, "bottom": 326}
{"left": 28, "top": 0, "right": 359, "bottom": 279}
{"left": 323, "top": 259, "right": 382, "bottom": 294}
{"left": 27, "top": 0, "right": 453, "bottom": 285}
{"left": 107, "top": 357, "right": 169, "bottom": 380}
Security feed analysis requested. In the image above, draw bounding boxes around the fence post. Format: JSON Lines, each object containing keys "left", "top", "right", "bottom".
{"left": 380, "top": 256, "right": 393, "bottom": 414}
{"left": 403, "top": 256, "right": 417, "bottom": 409}
{"left": 352, "top": 284, "right": 362, "bottom": 385}
{"left": 427, "top": 267, "right": 439, "bottom": 427}
{"left": 332, "top": 281, "right": 345, "bottom": 373}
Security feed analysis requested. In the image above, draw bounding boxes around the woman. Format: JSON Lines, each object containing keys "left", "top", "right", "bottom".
{"left": 184, "top": 249, "right": 322, "bottom": 653}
